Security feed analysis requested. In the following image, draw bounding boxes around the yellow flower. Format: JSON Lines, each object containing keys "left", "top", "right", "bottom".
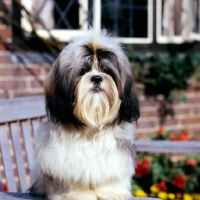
{"left": 150, "top": 185, "right": 159, "bottom": 193}
{"left": 134, "top": 189, "right": 148, "bottom": 197}
{"left": 158, "top": 191, "right": 168, "bottom": 200}
{"left": 193, "top": 194, "right": 200, "bottom": 200}
{"left": 168, "top": 193, "right": 176, "bottom": 200}
{"left": 183, "top": 193, "right": 193, "bottom": 200}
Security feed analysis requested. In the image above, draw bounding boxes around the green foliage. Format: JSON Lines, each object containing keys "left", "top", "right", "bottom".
{"left": 126, "top": 46, "right": 200, "bottom": 99}
{"left": 126, "top": 46, "right": 200, "bottom": 124}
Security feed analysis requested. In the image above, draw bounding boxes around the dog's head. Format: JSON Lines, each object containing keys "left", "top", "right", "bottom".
{"left": 44, "top": 30, "right": 139, "bottom": 128}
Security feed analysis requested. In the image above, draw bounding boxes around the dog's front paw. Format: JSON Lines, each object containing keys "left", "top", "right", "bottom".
{"left": 97, "top": 194, "right": 129, "bottom": 200}
{"left": 66, "top": 190, "right": 97, "bottom": 200}
{"left": 95, "top": 187, "right": 131, "bottom": 200}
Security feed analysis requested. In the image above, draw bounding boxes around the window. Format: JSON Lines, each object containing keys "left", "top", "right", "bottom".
{"left": 21, "top": 0, "right": 93, "bottom": 41}
{"left": 156, "top": 0, "right": 200, "bottom": 43}
{"left": 21, "top": 0, "right": 153, "bottom": 43}
{"left": 101, "top": 0, "right": 153, "bottom": 43}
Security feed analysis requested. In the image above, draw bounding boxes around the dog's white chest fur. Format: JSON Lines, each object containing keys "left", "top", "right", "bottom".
{"left": 34, "top": 122, "right": 135, "bottom": 187}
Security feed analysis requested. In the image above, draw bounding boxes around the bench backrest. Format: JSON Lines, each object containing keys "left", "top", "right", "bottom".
{"left": 0, "top": 96, "right": 45, "bottom": 192}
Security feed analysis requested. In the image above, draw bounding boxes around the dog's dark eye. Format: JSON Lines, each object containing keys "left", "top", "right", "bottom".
{"left": 103, "top": 68, "right": 110, "bottom": 74}
{"left": 80, "top": 68, "right": 88, "bottom": 76}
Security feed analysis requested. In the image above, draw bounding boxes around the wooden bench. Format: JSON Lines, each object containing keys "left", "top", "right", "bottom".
{"left": 0, "top": 96, "right": 46, "bottom": 193}
{"left": 0, "top": 96, "right": 200, "bottom": 199}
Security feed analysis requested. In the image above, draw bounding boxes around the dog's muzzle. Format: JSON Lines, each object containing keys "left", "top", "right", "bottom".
{"left": 91, "top": 75, "right": 102, "bottom": 93}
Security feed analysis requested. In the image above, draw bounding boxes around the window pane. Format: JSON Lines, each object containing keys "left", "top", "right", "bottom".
{"left": 54, "top": 0, "right": 79, "bottom": 29}
{"left": 191, "top": 0, "right": 200, "bottom": 33}
{"left": 32, "top": 0, "right": 93, "bottom": 30}
{"left": 101, "top": 0, "right": 148, "bottom": 38}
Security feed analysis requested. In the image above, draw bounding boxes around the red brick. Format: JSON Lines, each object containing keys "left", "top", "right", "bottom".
{"left": 174, "top": 108, "right": 190, "bottom": 115}
{"left": 140, "top": 99, "right": 157, "bottom": 107}
{"left": 0, "top": 43, "right": 7, "bottom": 50}
{"left": 194, "top": 107, "right": 200, "bottom": 114}
{"left": 0, "top": 67, "right": 43, "bottom": 76}
{"left": 137, "top": 121, "right": 156, "bottom": 129}
{"left": 192, "top": 127, "right": 200, "bottom": 134}
{"left": 0, "top": 92, "right": 7, "bottom": 98}
{"left": 0, "top": 29, "right": 12, "bottom": 39}
{"left": 193, "top": 89, "right": 200, "bottom": 94}
{"left": 31, "top": 80, "right": 44, "bottom": 88}
{"left": 164, "top": 118, "right": 179, "bottom": 126}
{"left": 182, "top": 117, "right": 200, "bottom": 125}
{"left": 0, "top": 67, "right": 12, "bottom": 75}
{"left": 0, "top": 80, "right": 26, "bottom": 89}
{"left": 187, "top": 97, "right": 200, "bottom": 104}
{"left": 0, "top": 54, "right": 11, "bottom": 63}
{"left": 140, "top": 110, "right": 158, "bottom": 118}
{"left": 137, "top": 132, "right": 158, "bottom": 140}
{"left": 14, "top": 67, "right": 42, "bottom": 76}
{"left": 13, "top": 92, "right": 44, "bottom": 98}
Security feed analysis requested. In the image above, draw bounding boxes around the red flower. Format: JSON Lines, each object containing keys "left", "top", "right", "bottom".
{"left": 135, "top": 159, "right": 151, "bottom": 177}
{"left": 187, "top": 158, "right": 197, "bottom": 166}
{"left": 156, "top": 180, "right": 168, "bottom": 191}
{"left": 180, "top": 131, "right": 190, "bottom": 141}
{"left": 157, "top": 126, "right": 165, "bottom": 135}
{"left": 170, "top": 131, "right": 190, "bottom": 141}
{"left": 2, "top": 183, "right": 8, "bottom": 192}
{"left": 172, "top": 175, "right": 186, "bottom": 189}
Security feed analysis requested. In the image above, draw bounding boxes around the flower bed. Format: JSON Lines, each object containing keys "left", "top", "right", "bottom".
{"left": 132, "top": 128, "right": 200, "bottom": 200}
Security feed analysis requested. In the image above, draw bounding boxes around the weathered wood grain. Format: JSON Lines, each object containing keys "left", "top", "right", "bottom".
{"left": 0, "top": 125, "right": 17, "bottom": 192}
{"left": 10, "top": 122, "right": 28, "bottom": 192}
{"left": 135, "top": 141, "right": 200, "bottom": 153}
{"left": 0, "top": 96, "right": 45, "bottom": 124}
{"left": 21, "top": 121, "right": 34, "bottom": 175}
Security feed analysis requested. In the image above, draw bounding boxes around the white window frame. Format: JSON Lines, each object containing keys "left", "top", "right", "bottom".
{"left": 156, "top": 0, "right": 200, "bottom": 43}
{"left": 21, "top": 0, "right": 153, "bottom": 44}
{"left": 21, "top": 0, "right": 93, "bottom": 41}
{"left": 115, "top": 0, "right": 153, "bottom": 44}
{"left": 156, "top": 0, "right": 190, "bottom": 44}
{"left": 188, "top": 0, "right": 200, "bottom": 40}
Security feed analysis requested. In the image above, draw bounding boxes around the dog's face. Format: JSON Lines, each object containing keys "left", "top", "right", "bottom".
{"left": 44, "top": 31, "right": 139, "bottom": 128}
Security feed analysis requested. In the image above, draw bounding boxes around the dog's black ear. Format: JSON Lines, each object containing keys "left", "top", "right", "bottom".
{"left": 44, "top": 59, "right": 83, "bottom": 126}
{"left": 119, "top": 75, "right": 140, "bottom": 123}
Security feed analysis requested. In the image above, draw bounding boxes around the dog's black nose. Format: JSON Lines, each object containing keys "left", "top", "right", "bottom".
{"left": 91, "top": 75, "right": 102, "bottom": 84}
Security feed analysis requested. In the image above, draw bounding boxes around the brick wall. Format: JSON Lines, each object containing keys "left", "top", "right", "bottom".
{"left": 0, "top": 54, "right": 49, "bottom": 98}
{"left": 136, "top": 89, "right": 200, "bottom": 140}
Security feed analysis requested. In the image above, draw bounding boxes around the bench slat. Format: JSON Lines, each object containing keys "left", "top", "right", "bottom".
{"left": 10, "top": 122, "right": 28, "bottom": 192}
{"left": 21, "top": 121, "right": 34, "bottom": 175}
{"left": 0, "top": 125, "right": 17, "bottom": 192}
{"left": 0, "top": 168, "right": 2, "bottom": 191}
{"left": 0, "top": 96, "right": 46, "bottom": 124}
{"left": 31, "top": 119, "right": 41, "bottom": 140}
{"left": 135, "top": 141, "right": 200, "bottom": 153}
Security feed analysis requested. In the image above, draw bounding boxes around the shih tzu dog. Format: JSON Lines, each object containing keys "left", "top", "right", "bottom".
{"left": 30, "top": 30, "right": 140, "bottom": 200}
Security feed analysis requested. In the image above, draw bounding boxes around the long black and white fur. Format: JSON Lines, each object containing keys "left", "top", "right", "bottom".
{"left": 30, "top": 30, "right": 140, "bottom": 200}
